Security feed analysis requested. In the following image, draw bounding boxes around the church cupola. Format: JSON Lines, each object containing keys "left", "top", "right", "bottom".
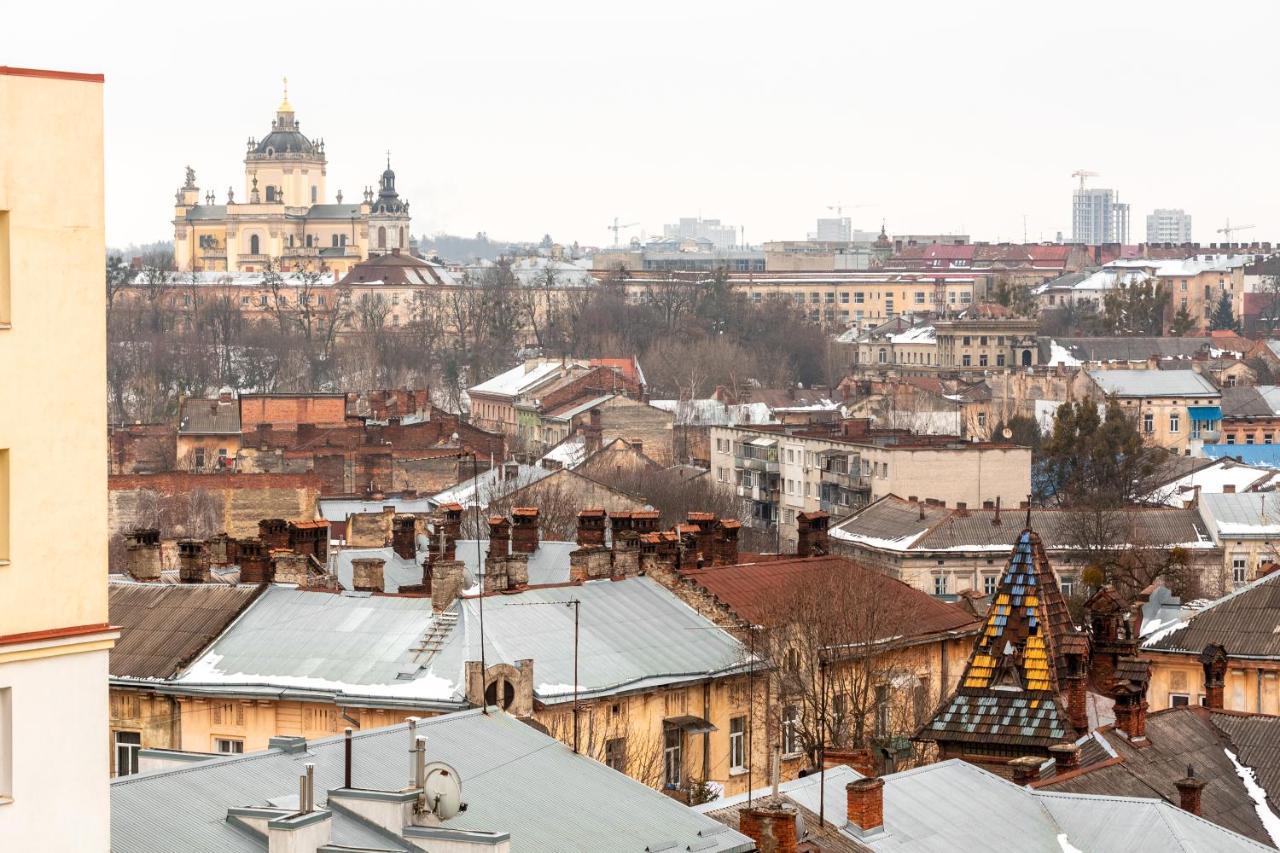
{"left": 371, "top": 155, "right": 408, "bottom": 216}
{"left": 249, "top": 77, "right": 319, "bottom": 160}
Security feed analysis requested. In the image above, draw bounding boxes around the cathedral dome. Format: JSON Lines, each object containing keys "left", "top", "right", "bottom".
{"left": 254, "top": 125, "right": 315, "bottom": 157}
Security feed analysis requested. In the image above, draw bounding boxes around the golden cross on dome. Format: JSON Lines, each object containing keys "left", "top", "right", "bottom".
{"left": 278, "top": 76, "right": 292, "bottom": 112}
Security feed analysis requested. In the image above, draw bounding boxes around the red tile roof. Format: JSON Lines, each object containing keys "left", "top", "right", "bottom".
{"left": 681, "top": 556, "right": 980, "bottom": 638}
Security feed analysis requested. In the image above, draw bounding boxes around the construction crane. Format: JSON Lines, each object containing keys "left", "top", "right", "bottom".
{"left": 1217, "top": 219, "right": 1255, "bottom": 242}
{"left": 1072, "top": 170, "right": 1099, "bottom": 191}
{"left": 826, "top": 202, "right": 873, "bottom": 216}
{"left": 607, "top": 217, "right": 638, "bottom": 247}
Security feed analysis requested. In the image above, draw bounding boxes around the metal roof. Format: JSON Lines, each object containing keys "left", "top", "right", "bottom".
{"left": 701, "top": 759, "right": 1272, "bottom": 852}
{"left": 171, "top": 576, "right": 749, "bottom": 708}
{"left": 108, "top": 581, "right": 262, "bottom": 679}
{"left": 681, "top": 556, "right": 978, "bottom": 639}
{"left": 317, "top": 495, "right": 438, "bottom": 522}
{"left": 1049, "top": 337, "right": 1214, "bottom": 363}
{"left": 1087, "top": 368, "right": 1221, "bottom": 398}
{"left": 111, "top": 709, "right": 752, "bottom": 853}
{"left": 332, "top": 537, "right": 576, "bottom": 593}
{"left": 1211, "top": 712, "right": 1280, "bottom": 807}
{"left": 177, "top": 397, "right": 241, "bottom": 434}
{"left": 1143, "top": 569, "right": 1280, "bottom": 658}
{"left": 1199, "top": 492, "right": 1280, "bottom": 539}
{"left": 429, "top": 463, "right": 554, "bottom": 508}
{"left": 305, "top": 203, "right": 362, "bottom": 219}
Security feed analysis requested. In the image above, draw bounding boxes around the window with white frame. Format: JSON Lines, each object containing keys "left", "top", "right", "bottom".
{"left": 781, "top": 705, "right": 800, "bottom": 756}
{"left": 115, "top": 731, "right": 141, "bottom": 777}
{"left": 1143, "top": 413, "right": 1154, "bottom": 433}
{"left": 729, "top": 716, "right": 746, "bottom": 770}
{"left": 1233, "top": 555, "right": 1248, "bottom": 586}
{"left": 983, "top": 574, "right": 997, "bottom": 595}
{"left": 1169, "top": 412, "right": 1180, "bottom": 433}
{"left": 215, "top": 738, "right": 244, "bottom": 755}
{"left": 933, "top": 575, "right": 947, "bottom": 595}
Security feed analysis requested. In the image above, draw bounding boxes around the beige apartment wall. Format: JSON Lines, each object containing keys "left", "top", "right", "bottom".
{"left": 1146, "top": 652, "right": 1280, "bottom": 714}
{"left": 865, "top": 445, "right": 1031, "bottom": 509}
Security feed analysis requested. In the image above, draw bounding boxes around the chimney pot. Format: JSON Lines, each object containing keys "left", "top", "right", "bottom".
{"left": 1009, "top": 755, "right": 1043, "bottom": 785}
{"left": 1049, "top": 742, "right": 1080, "bottom": 773}
{"left": 739, "top": 800, "right": 799, "bottom": 853}
{"left": 1175, "top": 765, "right": 1207, "bottom": 816}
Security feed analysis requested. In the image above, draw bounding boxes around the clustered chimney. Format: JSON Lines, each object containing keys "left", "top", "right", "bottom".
{"left": 123, "top": 528, "right": 162, "bottom": 581}
{"left": 845, "top": 777, "right": 885, "bottom": 837}
{"left": 576, "top": 508, "right": 607, "bottom": 547}
{"left": 391, "top": 514, "right": 417, "bottom": 561}
{"left": 511, "top": 507, "right": 540, "bottom": 553}
{"left": 1175, "top": 765, "right": 1207, "bottom": 816}
{"left": 237, "top": 539, "right": 273, "bottom": 584}
{"left": 738, "top": 800, "right": 799, "bottom": 853}
{"left": 258, "top": 518, "right": 290, "bottom": 551}
{"left": 484, "top": 515, "right": 528, "bottom": 592}
{"left": 177, "top": 539, "right": 210, "bottom": 583}
{"left": 796, "top": 511, "right": 830, "bottom": 557}
{"left": 430, "top": 560, "right": 465, "bottom": 612}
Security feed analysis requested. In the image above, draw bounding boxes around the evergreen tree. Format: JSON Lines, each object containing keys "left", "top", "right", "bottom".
{"left": 1210, "top": 292, "right": 1238, "bottom": 332}
{"left": 1038, "top": 399, "right": 1165, "bottom": 506}
{"left": 1169, "top": 304, "right": 1194, "bottom": 336}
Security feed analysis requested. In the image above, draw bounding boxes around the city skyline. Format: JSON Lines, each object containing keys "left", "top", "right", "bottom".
{"left": 6, "top": 1, "right": 1280, "bottom": 249}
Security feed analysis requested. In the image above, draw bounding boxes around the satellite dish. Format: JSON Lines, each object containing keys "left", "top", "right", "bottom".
{"left": 423, "top": 761, "right": 463, "bottom": 820}
{"left": 1002, "top": 427, "right": 1013, "bottom": 439}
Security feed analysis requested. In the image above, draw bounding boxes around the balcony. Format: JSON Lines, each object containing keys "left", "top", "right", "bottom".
{"left": 739, "top": 455, "right": 780, "bottom": 473}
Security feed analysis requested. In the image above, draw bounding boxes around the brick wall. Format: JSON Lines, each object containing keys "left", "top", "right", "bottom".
{"left": 598, "top": 397, "right": 674, "bottom": 466}
{"left": 108, "top": 472, "right": 322, "bottom": 541}
{"left": 239, "top": 395, "right": 347, "bottom": 430}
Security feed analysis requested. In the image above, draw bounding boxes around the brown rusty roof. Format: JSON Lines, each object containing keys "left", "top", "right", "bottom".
{"left": 1037, "top": 708, "right": 1278, "bottom": 846}
{"left": 681, "top": 555, "right": 979, "bottom": 638}
{"left": 178, "top": 398, "right": 241, "bottom": 435}
{"left": 1144, "top": 570, "right": 1280, "bottom": 658}
{"left": 109, "top": 581, "right": 263, "bottom": 679}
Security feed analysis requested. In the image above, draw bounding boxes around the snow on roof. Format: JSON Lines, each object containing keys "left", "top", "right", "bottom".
{"left": 890, "top": 325, "right": 936, "bottom": 345}
{"left": 1107, "top": 255, "right": 1249, "bottom": 276}
{"left": 539, "top": 433, "right": 589, "bottom": 468}
{"left": 1087, "top": 368, "right": 1220, "bottom": 397}
{"left": 1149, "top": 460, "right": 1278, "bottom": 508}
{"left": 1046, "top": 340, "right": 1083, "bottom": 367}
{"left": 649, "top": 399, "right": 777, "bottom": 426}
{"left": 468, "top": 360, "right": 569, "bottom": 398}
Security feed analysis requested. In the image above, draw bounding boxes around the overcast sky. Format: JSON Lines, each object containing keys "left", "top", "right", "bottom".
{"left": 6, "top": 1, "right": 1279, "bottom": 249}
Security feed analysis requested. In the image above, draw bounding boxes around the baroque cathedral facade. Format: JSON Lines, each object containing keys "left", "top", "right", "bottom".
{"left": 173, "top": 83, "right": 411, "bottom": 275}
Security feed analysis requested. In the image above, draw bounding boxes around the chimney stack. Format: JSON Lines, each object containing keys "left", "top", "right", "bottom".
{"left": 351, "top": 557, "right": 386, "bottom": 593}
{"left": 391, "top": 514, "right": 417, "bottom": 560}
{"left": 123, "top": 528, "right": 162, "bottom": 581}
{"left": 1009, "top": 756, "right": 1043, "bottom": 786}
{"left": 258, "top": 518, "right": 290, "bottom": 551}
{"left": 488, "top": 516, "right": 511, "bottom": 557}
{"left": 511, "top": 507, "right": 540, "bottom": 553}
{"left": 845, "top": 777, "right": 885, "bottom": 837}
{"left": 796, "top": 511, "right": 830, "bottom": 557}
{"left": 236, "top": 538, "right": 273, "bottom": 584}
{"left": 716, "top": 519, "right": 741, "bottom": 566}
{"left": 1200, "top": 644, "right": 1228, "bottom": 710}
{"left": 177, "top": 539, "right": 210, "bottom": 583}
{"left": 1049, "top": 743, "right": 1080, "bottom": 773}
{"left": 576, "top": 508, "right": 607, "bottom": 547}
{"left": 738, "top": 800, "right": 799, "bottom": 853}
{"left": 1175, "top": 765, "right": 1207, "bottom": 816}
{"left": 687, "top": 512, "right": 717, "bottom": 562}
{"left": 431, "top": 560, "right": 465, "bottom": 611}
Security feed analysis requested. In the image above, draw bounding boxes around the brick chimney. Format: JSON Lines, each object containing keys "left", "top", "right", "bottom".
{"left": 576, "top": 509, "right": 607, "bottom": 547}
{"left": 1175, "top": 765, "right": 1207, "bottom": 816}
{"left": 738, "top": 800, "right": 798, "bottom": 853}
{"left": 488, "top": 516, "right": 511, "bottom": 558}
{"left": 1049, "top": 743, "right": 1080, "bottom": 773}
{"left": 258, "top": 518, "right": 290, "bottom": 551}
{"left": 237, "top": 538, "right": 272, "bottom": 584}
{"left": 123, "top": 528, "right": 162, "bottom": 581}
{"left": 391, "top": 514, "right": 417, "bottom": 560}
{"left": 716, "top": 519, "right": 741, "bottom": 566}
{"left": 351, "top": 557, "right": 386, "bottom": 593}
{"left": 1113, "top": 682, "right": 1148, "bottom": 743}
{"left": 686, "top": 512, "right": 717, "bottom": 562}
{"left": 177, "top": 539, "right": 209, "bottom": 583}
{"left": 431, "top": 560, "right": 465, "bottom": 611}
{"left": 1009, "top": 756, "right": 1043, "bottom": 785}
{"left": 845, "top": 777, "right": 885, "bottom": 836}
{"left": 796, "top": 511, "right": 830, "bottom": 557}
{"left": 511, "top": 507, "right": 540, "bottom": 553}
{"left": 583, "top": 408, "right": 603, "bottom": 454}
{"left": 1201, "top": 644, "right": 1229, "bottom": 710}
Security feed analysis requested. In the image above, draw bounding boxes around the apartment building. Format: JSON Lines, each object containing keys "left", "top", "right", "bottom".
{"left": 1084, "top": 369, "right": 1222, "bottom": 455}
{"left": 710, "top": 421, "right": 1031, "bottom": 549}
{"left": 0, "top": 66, "right": 118, "bottom": 849}
{"left": 1072, "top": 187, "right": 1130, "bottom": 244}
{"left": 1146, "top": 208, "right": 1193, "bottom": 244}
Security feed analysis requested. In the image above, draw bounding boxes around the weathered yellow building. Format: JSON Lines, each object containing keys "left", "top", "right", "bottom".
{"left": 0, "top": 65, "right": 118, "bottom": 849}
{"left": 173, "top": 82, "right": 411, "bottom": 276}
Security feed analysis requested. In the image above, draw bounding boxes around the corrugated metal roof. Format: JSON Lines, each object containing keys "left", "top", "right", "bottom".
{"left": 1052, "top": 337, "right": 1214, "bottom": 363}
{"left": 1144, "top": 570, "right": 1280, "bottom": 658}
{"left": 1212, "top": 712, "right": 1280, "bottom": 808}
{"left": 429, "top": 464, "right": 553, "bottom": 508}
{"left": 702, "top": 759, "right": 1272, "bottom": 852}
{"left": 1088, "top": 369, "right": 1221, "bottom": 398}
{"left": 681, "top": 555, "right": 978, "bottom": 639}
{"left": 177, "top": 397, "right": 241, "bottom": 434}
{"left": 109, "top": 581, "right": 262, "bottom": 679}
{"left": 332, "top": 538, "right": 574, "bottom": 593}
{"left": 835, "top": 497, "right": 1212, "bottom": 553}
{"left": 111, "top": 710, "right": 752, "bottom": 852}
{"left": 1039, "top": 707, "right": 1276, "bottom": 845}
{"left": 318, "top": 495, "right": 437, "bottom": 521}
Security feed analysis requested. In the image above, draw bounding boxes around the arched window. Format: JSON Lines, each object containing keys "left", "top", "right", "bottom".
{"left": 340, "top": 234, "right": 347, "bottom": 247}
{"left": 311, "top": 186, "right": 317, "bottom": 204}
{"left": 378, "top": 226, "right": 387, "bottom": 249}
{"left": 1022, "top": 349, "right": 1032, "bottom": 366}
{"left": 305, "top": 234, "right": 313, "bottom": 248}
{"left": 878, "top": 347, "right": 887, "bottom": 364}
{"left": 331, "top": 234, "right": 339, "bottom": 248}
{"left": 265, "top": 186, "right": 277, "bottom": 203}
{"left": 288, "top": 235, "right": 294, "bottom": 248}
{"left": 249, "top": 234, "right": 260, "bottom": 255}
{"left": 484, "top": 678, "right": 516, "bottom": 711}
